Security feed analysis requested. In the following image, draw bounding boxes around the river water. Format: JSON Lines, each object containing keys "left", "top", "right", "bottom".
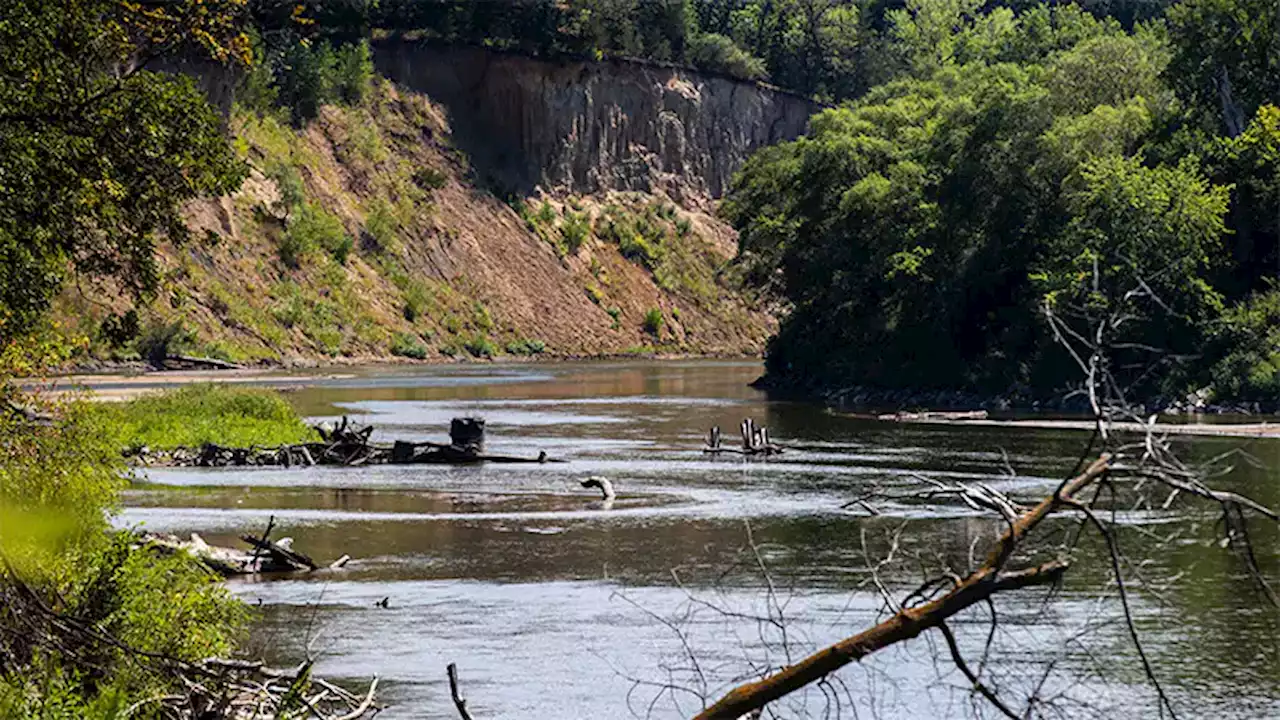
{"left": 119, "top": 360, "right": 1280, "bottom": 718}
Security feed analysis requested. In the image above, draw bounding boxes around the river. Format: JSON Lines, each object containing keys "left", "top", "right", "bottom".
{"left": 118, "top": 360, "right": 1280, "bottom": 718}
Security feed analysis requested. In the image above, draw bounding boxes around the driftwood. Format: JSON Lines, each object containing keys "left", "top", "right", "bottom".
{"left": 138, "top": 416, "right": 557, "bottom": 468}
{"left": 447, "top": 663, "right": 474, "bottom": 720}
{"left": 703, "top": 418, "right": 784, "bottom": 456}
{"left": 693, "top": 455, "right": 1113, "bottom": 718}
{"left": 878, "top": 409, "right": 989, "bottom": 422}
{"left": 143, "top": 517, "right": 335, "bottom": 576}
{"left": 166, "top": 354, "right": 244, "bottom": 370}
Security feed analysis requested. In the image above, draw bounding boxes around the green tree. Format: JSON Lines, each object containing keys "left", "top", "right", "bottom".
{"left": 1166, "top": 0, "right": 1279, "bottom": 136}
{"left": 0, "top": 0, "right": 248, "bottom": 346}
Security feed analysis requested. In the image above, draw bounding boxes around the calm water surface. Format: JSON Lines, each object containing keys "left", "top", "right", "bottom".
{"left": 120, "top": 361, "right": 1280, "bottom": 718}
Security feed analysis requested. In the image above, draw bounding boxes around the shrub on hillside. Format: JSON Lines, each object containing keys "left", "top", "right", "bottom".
{"left": 505, "top": 338, "right": 547, "bottom": 355}
{"left": 643, "top": 307, "right": 664, "bottom": 336}
{"left": 282, "top": 203, "right": 353, "bottom": 267}
{"left": 688, "top": 33, "right": 767, "bottom": 81}
{"left": 561, "top": 212, "right": 591, "bottom": 254}
{"left": 464, "top": 334, "right": 496, "bottom": 358}
{"left": 332, "top": 41, "right": 373, "bottom": 105}
{"left": 391, "top": 332, "right": 430, "bottom": 359}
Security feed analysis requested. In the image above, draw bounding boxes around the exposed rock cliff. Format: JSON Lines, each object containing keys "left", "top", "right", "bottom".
{"left": 374, "top": 41, "right": 818, "bottom": 202}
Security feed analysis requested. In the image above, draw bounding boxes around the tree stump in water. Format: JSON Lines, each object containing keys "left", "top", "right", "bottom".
{"left": 392, "top": 440, "right": 416, "bottom": 463}
{"left": 449, "top": 417, "right": 485, "bottom": 455}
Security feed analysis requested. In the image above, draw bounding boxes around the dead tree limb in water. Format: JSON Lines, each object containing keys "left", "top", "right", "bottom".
{"left": 447, "top": 663, "right": 474, "bottom": 720}
{"left": 694, "top": 456, "right": 1111, "bottom": 719}
{"left": 690, "top": 260, "right": 1280, "bottom": 719}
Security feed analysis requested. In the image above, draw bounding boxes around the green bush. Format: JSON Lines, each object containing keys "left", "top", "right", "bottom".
{"left": 607, "top": 305, "right": 622, "bottom": 329}
{"left": 643, "top": 307, "right": 664, "bottom": 336}
{"left": 675, "top": 216, "right": 692, "bottom": 237}
{"left": 332, "top": 40, "right": 373, "bottom": 105}
{"left": 505, "top": 338, "right": 547, "bottom": 355}
{"left": 413, "top": 166, "right": 448, "bottom": 191}
{"left": 276, "top": 41, "right": 335, "bottom": 124}
{"left": 271, "top": 281, "right": 307, "bottom": 328}
{"left": 463, "top": 334, "right": 496, "bottom": 358}
{"left": 391, "top": 332, "right": 429, "bottom": 359}
{"left": 619, "top": 233, "right": 663, "bottom": 268}
{"left": 1, "top": 395, "right": 248, "bottom": 715}
{"left": 688, "top": 33, "right": 768, "bottom": 81}
{"left": 284, "top": 203, "right": 352, "bottom": 267}
{"left": 537, "top": 201, "right": 556, "bottom": 225}
{"left": 403, "top": 281, "right": 430, "bottom": 321}
{"left": 561, "top": 211, "right": 590, "bottom": 254}
{"left": 266, "top": 161, "right": 306, "bottom": 219}
{"left": 364, "top": 198, "right": 400, "bottom": 254}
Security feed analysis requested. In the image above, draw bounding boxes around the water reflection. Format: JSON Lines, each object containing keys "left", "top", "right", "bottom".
{"left": 121, "top": 361, "right": 1280, "bottom": 718}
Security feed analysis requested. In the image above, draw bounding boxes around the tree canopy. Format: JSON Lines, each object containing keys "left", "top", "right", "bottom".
{"left": 723, "top": 0, "right": 1280, "bottom": 406}
{"left": 0, "top": 0, "right": 249, "bottom": 347}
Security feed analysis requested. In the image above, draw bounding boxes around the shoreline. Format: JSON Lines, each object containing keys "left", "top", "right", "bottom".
{"left": 832, "top": 412, "right": 1280, "bottom": 439}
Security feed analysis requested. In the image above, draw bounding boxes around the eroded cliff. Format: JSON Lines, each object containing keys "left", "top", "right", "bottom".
{"left": 374, "top": 41, "right": 818, "bottom": 202}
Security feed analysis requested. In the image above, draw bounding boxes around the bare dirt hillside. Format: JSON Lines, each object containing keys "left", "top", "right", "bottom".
{"left": 57, "top": 78, "right": 777, "bottom": 365}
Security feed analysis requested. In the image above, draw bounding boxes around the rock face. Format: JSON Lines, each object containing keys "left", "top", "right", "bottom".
{"left": 374, "top": 41, "right": 818, "bottom": 201}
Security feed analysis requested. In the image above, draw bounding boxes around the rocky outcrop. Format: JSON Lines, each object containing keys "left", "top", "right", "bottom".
{"left": 374, "top": 41, "right": 818, "bottom": 201}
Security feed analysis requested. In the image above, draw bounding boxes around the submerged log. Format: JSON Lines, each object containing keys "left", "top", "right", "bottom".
{"left": 143, "top": 533, "right": 319, "bottom": 575}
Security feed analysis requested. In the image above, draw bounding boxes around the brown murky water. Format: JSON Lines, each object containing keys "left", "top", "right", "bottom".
{"left": 120, "top": 361, "right": 1280, "bottom": 718}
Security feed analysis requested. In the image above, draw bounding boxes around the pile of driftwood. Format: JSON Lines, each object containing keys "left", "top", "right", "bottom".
{"left": 0, "top": 570, "right": 380, "bottom": 719}
{"left": 164, "top": 658, "right": 379, "bottom": 719}
{"left": 703, "top": 418, "right": 784, "bottom": 456}
{"left": 143, "top": 416, "right": 554, "bottom": 468}
{"left": 144, "top": 517, "right": 348, "bottom": 577}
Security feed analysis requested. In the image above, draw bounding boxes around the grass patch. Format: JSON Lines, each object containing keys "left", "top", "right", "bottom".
{"left": 94, "top": 384, "right": 317, "bottom": 450}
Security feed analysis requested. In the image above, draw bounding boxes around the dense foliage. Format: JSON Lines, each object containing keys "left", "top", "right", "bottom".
{"left": 0, "top": 0, "right": 249, "bottom": 346}
{"left": 723, "top": 0, "right": 1280, "bottom": 406}
{"left": 0, "top": 395, "right": 247, "bottom": 718}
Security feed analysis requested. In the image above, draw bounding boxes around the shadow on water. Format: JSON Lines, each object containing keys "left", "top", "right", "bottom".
{"left": 119, "top": 360, "right": 1280, "bottom": 718}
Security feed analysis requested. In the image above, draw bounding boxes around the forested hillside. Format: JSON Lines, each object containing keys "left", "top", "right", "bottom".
{"left": 717, "top": 0, "right": 1280, "bottom": 409}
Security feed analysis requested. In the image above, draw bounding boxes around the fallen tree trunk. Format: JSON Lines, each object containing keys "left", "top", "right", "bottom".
{"left": 166, "top": 354, "right": 243, "bottom": 370}
{"left": 693, "top": 454, "right": 1113, "bottom": 719}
